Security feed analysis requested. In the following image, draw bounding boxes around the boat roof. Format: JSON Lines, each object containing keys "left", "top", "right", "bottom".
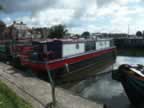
{"left": 32, "top": 38, "right": 112, "bottom": 44}
{"left": 32, "top": 38, "right": 86, "bottom": 44}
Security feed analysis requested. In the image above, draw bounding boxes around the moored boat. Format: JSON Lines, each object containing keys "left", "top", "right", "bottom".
{"left": 112, "top": 64, "right": 144, "bottom": 107}
{"left": 23, "top": 38, "right": 116, "bottom": 82}
{"left": 0, "top": 21, "right": 116, "bottom": 83}
{"left": 0, "top": 21, "right": 34, "bottom": 67}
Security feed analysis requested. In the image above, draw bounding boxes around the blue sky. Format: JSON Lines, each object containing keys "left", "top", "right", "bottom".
{"left": 0, "top": 0, "right": 144, "bottom": 34}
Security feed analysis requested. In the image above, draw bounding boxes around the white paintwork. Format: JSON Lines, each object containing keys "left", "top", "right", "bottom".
{"left": 102, "top": 41, "right": 106, "bottom": 49}
{"left": 62, "top": 40, "right": 112, "bottom": 57}
{"left": 105, "top": 41, "right": 110, "bottom": 48}
{"left": 96, "top": 41, "right": 111, "bottom": 50}
{"left": 103, "top": 41, "right": 110, "bottom": 48}
{"left": 63, "top": 43, "right": 85, "bottom": 57}
{"left": 130, "top": 68, "right": 144, "bottom": 77}
{"left": 96, "top": 41, "right": 104, "bottom": 50}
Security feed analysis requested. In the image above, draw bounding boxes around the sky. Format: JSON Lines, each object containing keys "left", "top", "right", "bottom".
{"left": 0, "top": 0, "right": 144, "bottom": 34}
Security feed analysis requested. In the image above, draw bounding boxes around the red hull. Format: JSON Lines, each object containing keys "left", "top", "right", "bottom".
{"left": 24, "top": 47, "right": 116, "bottom": 72}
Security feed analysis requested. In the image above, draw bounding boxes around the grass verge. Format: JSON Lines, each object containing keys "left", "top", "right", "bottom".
{"left": 0, "top": 80, "right": 33, "bottom": 108}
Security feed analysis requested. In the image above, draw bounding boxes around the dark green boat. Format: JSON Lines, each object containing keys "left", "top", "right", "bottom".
{"left": 112, "top": 64, "right": 144, "bottom": 108}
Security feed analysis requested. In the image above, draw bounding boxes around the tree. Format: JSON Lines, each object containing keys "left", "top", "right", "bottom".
{"left": 143, "top": 31, "right": 144, "bottom": 37}
{"left": 34, "top": 27, "right": 49, "bottom": 38}
{"left": 81, "top": 31, "right": 90, "bottom": 38}
{"left": 48, "top": 24, "right": 68, "bottom": 39}
{"left": 136, "top": 31, "right": 142, "bottom": 37}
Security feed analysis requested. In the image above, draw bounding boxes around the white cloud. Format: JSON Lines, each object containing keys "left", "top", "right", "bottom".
{"left": 117, "top": 0, "right": 129, "bottom": 5}
{"left": 0, "top": 0, "right": 56, "bottom": 13}
{"left": 1, "top": 0, "right": 144, "bottom": 34}
{"left": 3, "top": 17, "right": 12, "bottom": 26}
{"left": 16, "top": 8, "right": 74, "bottom": 27}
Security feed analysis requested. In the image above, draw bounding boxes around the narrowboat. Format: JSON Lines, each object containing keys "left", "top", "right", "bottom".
{"left": 0, "top": 21, "right": 34, "bottom": 66}
{"left": 112, "top": 64, "right": 144, "bottom": 107}
{"left": 24, "top": 38, "right": 116, "bottom": 82}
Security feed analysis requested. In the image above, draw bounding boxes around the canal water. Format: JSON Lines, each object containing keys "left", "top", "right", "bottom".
{"left": 72, "top": 56, "right": 144, "bottom": 108}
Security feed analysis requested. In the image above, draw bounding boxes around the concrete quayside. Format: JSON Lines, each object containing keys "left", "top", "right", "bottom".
{"left": 0, "top": 62, "right": 104, "bottom": 108}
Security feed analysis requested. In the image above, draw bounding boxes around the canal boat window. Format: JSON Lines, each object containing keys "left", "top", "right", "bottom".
{"left": 63, "top": 43, "right": 85, "bottom": 57}
{"left": 96, "top": 41, "right": 102, "bottom": 50}
{"left": 106, "top": 41, "right": 110, "bottom": 48}
{"left": 101, "top": 41, "right": 105, "bottom": 49}
{"left": 96, "top": 40, "right": 111, "bottom": 50}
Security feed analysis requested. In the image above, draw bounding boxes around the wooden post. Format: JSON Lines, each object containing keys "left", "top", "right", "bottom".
{"left": 45, "top": 62, "right": 56, "bottom": 107}
{"left": 48, "top": 69, "right": 56, "bottom": 106}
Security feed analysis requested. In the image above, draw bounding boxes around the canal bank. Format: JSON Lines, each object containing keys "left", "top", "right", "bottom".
{"left": 0, "top": 62, "right": 104, "bottom": 108}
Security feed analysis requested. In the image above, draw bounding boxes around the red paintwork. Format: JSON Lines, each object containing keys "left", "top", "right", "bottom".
{"left": 24, "top": 48, "right": 116, "bottom": 72}
{"left": 15, "top": 45, "right": 33, "bottom": 65}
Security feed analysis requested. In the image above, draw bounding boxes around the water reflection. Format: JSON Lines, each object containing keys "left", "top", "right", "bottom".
{"left": 81, "top": 74, "right": 123, "bottom": 100}
{"left": 72, "top": 56, "right": 144, "bottom": 108}
{"left": 73, "top": 73, "right": 130, "bottom": 108}
{"left": 115, "top": 56, "right": 144, "bottom": 69}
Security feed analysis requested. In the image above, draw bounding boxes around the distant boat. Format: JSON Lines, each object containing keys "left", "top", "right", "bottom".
{"left": 112, "top": 64, "right": 144, "bottom": 107}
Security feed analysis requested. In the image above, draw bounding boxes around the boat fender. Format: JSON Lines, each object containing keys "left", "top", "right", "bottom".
{"left": 65, "top": 64, "right": 70, "bottom": 73}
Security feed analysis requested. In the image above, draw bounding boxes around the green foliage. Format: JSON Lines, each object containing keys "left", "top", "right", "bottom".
{"left": 136, "top": 31, "right": 142, "bottom": 37}
{"left": 81, "top": 31, "right": 90, "bottom": 38}
{"left": 48, "top": 24, "right": 68, "bottom": 39}
{"left": 34, "top": 27, "right": 49, "bottom": 38}
{"left": 0, "top": 80, "right": 33, "bottom": 108}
